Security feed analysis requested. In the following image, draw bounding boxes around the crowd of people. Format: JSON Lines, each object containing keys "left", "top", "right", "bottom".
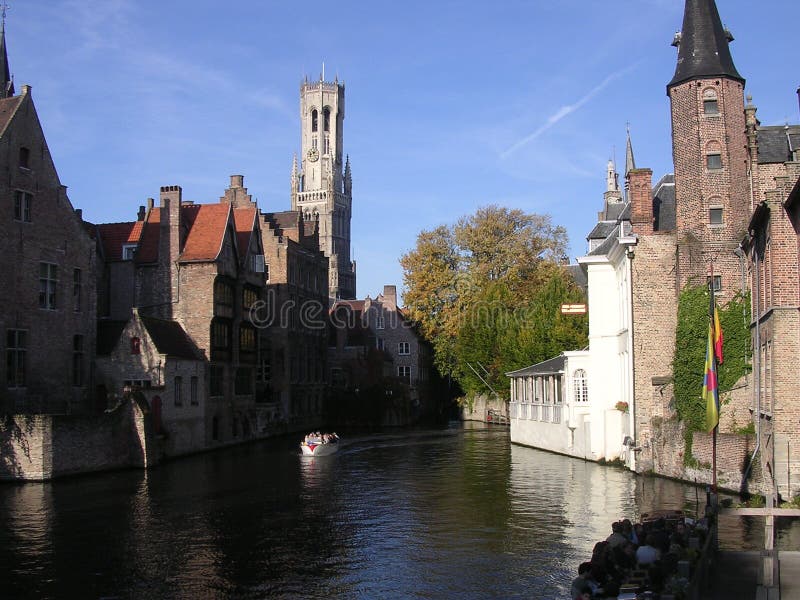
{"left": 570, "top": 511, "right": 710, "bottom": 599}
{"left": 303, "top": 432, "right": 339, "bottom": 445}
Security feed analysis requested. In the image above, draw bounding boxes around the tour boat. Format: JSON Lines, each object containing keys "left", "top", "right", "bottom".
{"left": 300, "top": 434, "right": 340, "bottom": 456}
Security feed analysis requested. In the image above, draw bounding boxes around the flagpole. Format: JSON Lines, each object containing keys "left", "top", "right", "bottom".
{"left": 710, "top": 263, "right": 718, "bottom": 494}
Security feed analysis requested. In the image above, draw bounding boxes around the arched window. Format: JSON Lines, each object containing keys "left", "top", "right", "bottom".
{"left": 323, "top": 107, "right": 330, "bottom": 131}
{"left": 573, "top": 369, "right": 588, "bottom": 403}
{"left": 311, "top": 109, "right": 318, "bottom": 132}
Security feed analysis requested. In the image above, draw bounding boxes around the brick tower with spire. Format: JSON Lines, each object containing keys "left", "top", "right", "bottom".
{"left": 668, "top": 0, "right": 750, "bottom": 298}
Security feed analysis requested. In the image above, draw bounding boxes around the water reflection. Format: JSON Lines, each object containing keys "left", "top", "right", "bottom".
{"left": 0, "top": 425, "right": 796, "bottom": 599}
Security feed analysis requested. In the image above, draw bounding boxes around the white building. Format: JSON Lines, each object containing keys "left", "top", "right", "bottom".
{"left": 509, "top": 155, "right": 643, "bottom": 469}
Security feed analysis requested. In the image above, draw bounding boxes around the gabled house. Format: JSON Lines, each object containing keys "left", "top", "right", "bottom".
{"left": 0, "top": 27, "right": 96, "bottom": 415}
{"left": 96, "top": 309, "right": 206, "bottom": 456}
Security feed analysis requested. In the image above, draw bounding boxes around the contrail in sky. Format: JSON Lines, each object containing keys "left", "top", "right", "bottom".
{"left": 500, "top": 63, "right": 640, "bottom": 160}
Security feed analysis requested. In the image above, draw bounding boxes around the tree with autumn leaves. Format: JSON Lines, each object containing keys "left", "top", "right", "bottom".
{"left": 400, "top": 205, "right": 588, "bottom": 397}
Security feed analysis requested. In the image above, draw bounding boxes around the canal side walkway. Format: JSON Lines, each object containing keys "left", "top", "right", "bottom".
{"left": 708, "top": 550, "right": 800, "bottom": 599}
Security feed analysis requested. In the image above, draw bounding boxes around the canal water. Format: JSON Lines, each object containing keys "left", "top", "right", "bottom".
{"left": 0, "top": 422, "right": 789, "bottom": 599}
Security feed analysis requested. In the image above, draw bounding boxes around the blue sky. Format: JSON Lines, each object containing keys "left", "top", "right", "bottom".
{"left": 8, "top": 0, "right": 800, "bottom": 301}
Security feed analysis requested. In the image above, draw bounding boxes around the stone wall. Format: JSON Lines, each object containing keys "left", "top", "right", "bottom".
{"left": 461, "top": 394, "right": 507, "bottom": 423}
{"left": 0, "top": 397, "right": 155, "bottom": 481}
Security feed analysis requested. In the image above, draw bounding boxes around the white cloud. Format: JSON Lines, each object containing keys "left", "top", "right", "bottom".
{"left": 499, "top": 62, "right": 641, "bottom": 159}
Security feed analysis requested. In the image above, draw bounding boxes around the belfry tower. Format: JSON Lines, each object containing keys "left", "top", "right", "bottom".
{"left": 290, "top": 74, "right": 356, "bottom": 301}
{"left": 668, "top": 0, "right": 749, "bottom": 297}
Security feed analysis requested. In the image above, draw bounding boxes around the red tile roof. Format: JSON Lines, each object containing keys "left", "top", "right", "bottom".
{"left": 134, "top": 207, "right": 161, "bottom": 264}
{"left": 96, "top": 221, "right": 144, "bottom": 261}
{"left": 0, "top": 95, "right": 24, "bottom": 136}
{"left": 180, "top": 203, "right": 231, "bottom": 262}
{"left": 233, "top": 207, "right": 257, "bottom": 259}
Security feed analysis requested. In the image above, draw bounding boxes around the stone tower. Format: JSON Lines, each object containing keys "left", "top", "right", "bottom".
{"left": 290, "top": 74, "right": 356, "bottom": 301}
{"left": 668, "top": 0, "right": 750, "bottom": 298}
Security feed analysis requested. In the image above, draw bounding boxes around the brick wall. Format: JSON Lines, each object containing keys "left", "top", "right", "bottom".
{"left": 0, "top": 87, "right": 97, "bottom": 415}
{"left": 0, "top": 398, "right": 155, "bottom": 481}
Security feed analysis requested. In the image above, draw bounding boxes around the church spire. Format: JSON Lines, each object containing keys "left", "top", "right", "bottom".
{"left": 344, "top": 154, "right": 352, "bottom": 196}
{"left": 0, "top": 3, "right": 14, "bottom": 99}
{"left": 668, "top": 0, "right": 743, "bottom": 90}
{"left": 625, "top": 125, "right": 636, "bottom": 178}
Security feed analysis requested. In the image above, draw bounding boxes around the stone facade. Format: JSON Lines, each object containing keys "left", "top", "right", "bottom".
{"left": 290, "top": 77, "right": 356, "bottom": 300}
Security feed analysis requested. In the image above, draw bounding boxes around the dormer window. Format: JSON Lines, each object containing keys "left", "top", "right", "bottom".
{"left": 122, "top": 243, "right": 137, "bottom": 260}
{"left": 19, "top": 146, "right": 30, "bottom": 169}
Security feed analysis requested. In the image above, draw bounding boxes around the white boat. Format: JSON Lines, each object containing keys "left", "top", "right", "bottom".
{"left": 300, "top": 434, "right": 339, "bottom": 456}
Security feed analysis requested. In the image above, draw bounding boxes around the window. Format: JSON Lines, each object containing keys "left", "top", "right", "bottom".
{"left": 122, "top": 244, "right": 137, "bottom": 260}
{"left": 19, "top": 146, "right": 30, "bottom": 169}
{"left": 265, "top": 263, "right": 270, "bottom": 282}
{"left": 573, "top": 369, "right": 588, "bottom": 403}
{"left": 240, "top": 325, "right": 256, "bottom": 353}
{"left": 257, "top": 356, "right": 271, "bottom": 382}
{"left": 39, "top": 263, "right": 57, "bottom": 309}
{"left": 398, "top": 365, "right": 411, "bottom": 383}
{"left": 709, "top": 207, "right": 724, "bottom": 225}
{"left": 323, "top": 107, "right": 330, "bottom": 132}
{"left": 6, "top": 329, "right": 26, "bottom": 388}
{"left": 398, "top": 342, "right": 410, "bottom": 355}
{"left": 214, "top": 279, "right": 234, "bottom": 318}
{"left": 190, "top": 376, "right": 198, "bottom": 405}
{"left": 707, "top": 275, "right": 722, "bottom": 293}
{"left": 174, "top": 376, "right": 183, "bottom": 406}
{"left": 131, "top": 337, "right": 141, "bottom": 354}
{"left": 14, "top": 191, "right": 32, "bottom": 222}
{"left": 123, "top": 379, "right": 151, "bottom": 388}
{"left": 252, "top": 254, "right": 265, "bottom": 274}
{"left": 72, "top": 335, "right": 84, "bottom": 386}
{"left": 210, "top": 365, "right": 224, "bottom": 396}
{"left": 376, "top": 337, "right": 384, "bottom": 351}
{"left": 706, "top": 153, "right": 722, "bottom": 170}
{"left": 376, "top": 316, "right": 385, "bottom": 329}
{"left": 311, "top": 109, "right": 318, "bottom": 132}
{"left": 242, "top": 287, "right": 258, "bottom": 318}
{"left": 73, "top": 269, "right": 82, "bottom": 312}
{"left": 703, "top": 99, "right": 719, "bottom": 115}
{"left": 211, "top": 320, "right": 232, "bottom": 360}
{"left": 702, "top": 89, "right": 719, "bottom": 115}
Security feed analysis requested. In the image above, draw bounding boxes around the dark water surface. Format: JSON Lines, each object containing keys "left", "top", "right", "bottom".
{"left": 0, "top": 423, "right": 789, "bottom": 599}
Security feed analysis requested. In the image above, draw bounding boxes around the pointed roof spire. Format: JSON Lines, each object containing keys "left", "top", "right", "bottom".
{"left": 668, "top": 0, "right": 743, "bottom": 89}
{"left": 291, "top": 153, "right": 298, "bottom": 177}
{"left": 625, "top": 124, "right": 636, "bottom": 177}
{"left": 0, "top": 2, "right": 14, "bottom": 99}
{"left": 606, "top": 159, "right": 618, "bottom": 193}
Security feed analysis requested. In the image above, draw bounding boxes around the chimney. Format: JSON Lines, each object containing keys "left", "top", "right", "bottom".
{"left": 137, "top": 205, "right": 146, "bottom": 221}
{"left": 159, "top": 185, "right": 182, "bottom": 265}
{"left": 231, "top": 174, "right": 244, "bottom": 188}
{"left": 628, "top": 168, "right": 654, "bottom": 235}
{"left": 74, "top": 208, "right": 82, "bottom": 220}
{"left": 382, "top": 285, "right": 397, "bottom": 308}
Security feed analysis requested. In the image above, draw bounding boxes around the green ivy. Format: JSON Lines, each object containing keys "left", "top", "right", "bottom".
{"left": 672, "top": 285, "right": 751, "bottom": 463}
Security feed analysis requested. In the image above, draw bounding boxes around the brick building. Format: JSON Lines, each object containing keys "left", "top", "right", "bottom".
{"left": 0, "top": 25, "right": 96, "bottom": 415}
{"left": 257, "top": 205, "right": 329, "bottom": 430}
{"left": 329, "top": 285, "right": 435, "bottom": 425}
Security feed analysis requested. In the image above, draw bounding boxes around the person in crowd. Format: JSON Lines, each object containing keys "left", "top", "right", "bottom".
{"left": 606, "top": 520, "right": 628, "bottom": 549}
{"left": 570, "top": 562, "right": 594, "bottom": 600}
{"left": 621, "top": 518, "right": 638, "bottom": 545}
{"left": 635, "top": 534, "right": 661, "bottom": 565}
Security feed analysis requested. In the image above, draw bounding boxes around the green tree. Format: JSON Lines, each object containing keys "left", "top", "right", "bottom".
{"left": 401, "top": 206, "right": 584, "bottom": 394}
